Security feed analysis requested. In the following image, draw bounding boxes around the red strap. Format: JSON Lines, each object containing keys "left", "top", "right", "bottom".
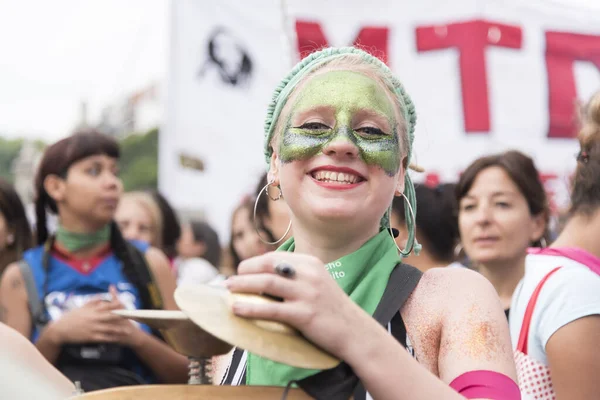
{"left": 516, "top": 267, "right": 562, "bottom": 354}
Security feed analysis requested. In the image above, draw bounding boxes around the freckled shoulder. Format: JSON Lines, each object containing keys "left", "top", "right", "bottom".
{"left": 405, "top": 267, "right": 499, "bottom": 311}
{"left": 427, "top": 266, "right": 504, "bottom": 313}
{"left": 399, "top": 267, "right": 501, "bottom": 376}
{"left": 404, "top": 267, "right": 515, "bottom": 382}
{"left": 399, "top": 268, "right": 448, "bottom": 375}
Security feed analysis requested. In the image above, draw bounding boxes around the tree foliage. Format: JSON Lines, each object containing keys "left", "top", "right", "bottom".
{"left": 119, "top": 128, "right": 159, "bottom": 191}
{"left": 0, "top": 128, "right": 159, "bottom": 191}
{"left": 0, "top": 137, "right": 24, "bottom": 183}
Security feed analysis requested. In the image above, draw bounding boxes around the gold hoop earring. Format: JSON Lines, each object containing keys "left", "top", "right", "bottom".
{"left": 253, "top": 181, "right": 292, "bottom": 245}
{"left": 388, "top": 192, "right": 416, "bottom": 256}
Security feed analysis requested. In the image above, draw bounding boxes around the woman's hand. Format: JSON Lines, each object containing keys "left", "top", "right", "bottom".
{"left": 103, "top": 285, "right": 146, "bottom": 349}
{"left": 47, "top": 298, "right": 126, "bottom": 345}
{"left": 48, "top": 285, "right": 144, "bottom": 348}
{"left": 224, "top": 252, "right": 376, "bottom": 360}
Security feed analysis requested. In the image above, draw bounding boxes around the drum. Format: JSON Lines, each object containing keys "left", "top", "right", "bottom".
{"left": 108, "top": 286, "right": 340, "bottom": 399}
{"left": 68, "top": 384, "right": 314, "bottom": 399}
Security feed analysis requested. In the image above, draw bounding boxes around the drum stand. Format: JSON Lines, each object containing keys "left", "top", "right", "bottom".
{"left": 187, "top": 356, "right": 212, "bottom": 385}
{"left": 112, "top": 310, "right": 232, "bottom": 386}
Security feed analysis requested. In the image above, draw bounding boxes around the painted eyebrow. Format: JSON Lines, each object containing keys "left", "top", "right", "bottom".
{"left": 290, "top": 106, "right": 393, "bottom": 131}
{"left": 290, "top": 105, "right": 336, "bottom": 126}
{"left": 352, "top": 108, "right": 392, "bottom": 132}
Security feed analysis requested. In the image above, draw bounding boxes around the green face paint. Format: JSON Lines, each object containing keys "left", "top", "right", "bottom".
{"left": 278, "top": 70, "right": 401, "bottom": 176}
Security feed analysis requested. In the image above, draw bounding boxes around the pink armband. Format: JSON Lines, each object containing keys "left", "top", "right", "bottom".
{"left": 450, "top": 370, "right": 521, "bottom": 400}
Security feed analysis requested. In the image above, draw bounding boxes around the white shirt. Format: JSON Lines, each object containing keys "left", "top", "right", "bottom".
{"left": 509, "top": 248, "right": 600, "bottom": 365}
{"left": 176, "top": 257, "right": 220, "bottom": 286}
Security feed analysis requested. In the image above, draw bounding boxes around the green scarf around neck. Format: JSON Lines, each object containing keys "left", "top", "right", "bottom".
{"left": 246, "top": 229, "right": 401, "bottom": 386}
{"left": 55, "top": 224, "right": 111, "bottom": 253}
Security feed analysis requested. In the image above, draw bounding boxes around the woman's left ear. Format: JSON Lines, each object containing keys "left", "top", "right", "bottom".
{"left": 530, "top": 213, "right": 547, "bottom": 243}
{"left": 394, "top": 171, "right": 405, "bottom": 196}
{"left": 394, "top": 158, "right": 408, "bottom": 196}
{"left": 268, "top": 153, "right": 281, "bottom": 186}
{"left": 44, "top": 174, "right": 67, "bottom": 204}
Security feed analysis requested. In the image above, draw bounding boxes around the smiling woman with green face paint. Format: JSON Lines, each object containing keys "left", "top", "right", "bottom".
{"left": 274, "top": 69, "right": 405, "bottom": 239}
{"left": 221, "top": 48, "right": 519, "bottom": 400}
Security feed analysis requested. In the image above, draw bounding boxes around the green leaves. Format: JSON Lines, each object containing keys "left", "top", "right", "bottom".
{"left": 0, "top": 128, "right": 159, "bottom": 191}
{"left": 119, "top": 128, "right": 158, "bottom": 191}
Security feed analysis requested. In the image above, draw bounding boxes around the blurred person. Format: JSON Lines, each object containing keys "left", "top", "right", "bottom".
{"left": 229, "top": 197, "right": 271, "bottom": 272}
{"left": 254, "top": 173, "right": 292, "bottom": 245}
{"left": 115, "top": 191, "right": 163, "bottom": 248}
{"left": 147, "top": 190, "right": 181, "bottom": 268}
{"left": 509, "top": 92, "right": 600, "bottom": 398}
{"left": 456, "top": 150, "right": 549, "bottom": 317}
{"left": 0, "top": 131, "right": 187, "bottom": 392}
{"left": 391, "top": 183, "right": 461, "bottom": 272}
{"left": 0, "top": 179, "right": 33, "bottom": 276}
{"left": 176, "top": 220, "right": 220, "bottom": 285}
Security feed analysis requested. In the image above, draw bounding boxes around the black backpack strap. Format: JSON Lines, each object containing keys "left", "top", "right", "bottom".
{"left": 17, "top": 259, "right": 49, "bottom": 334}
{"left": 390, "top": 312, "right": 409, "bottom": 352}
{"left": 371, "top": 263, "right": 423, "bottom": 329}
{"left": 124, "top": 242, "right": 164, "bottom": 310}
{"left": 296, "top": 263, "right": 423, "bottom": 400}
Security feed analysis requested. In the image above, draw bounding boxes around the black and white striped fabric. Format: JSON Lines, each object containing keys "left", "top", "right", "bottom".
{"left": 221, "top": 347, "right": 247, "bottom": 385}
{"left": 221, "top": 262, "right": 422, "bottom": 399}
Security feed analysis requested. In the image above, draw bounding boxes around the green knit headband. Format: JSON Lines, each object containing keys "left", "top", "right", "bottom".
{"left": 263, "top": 46, "right": 421, "bottom": 256}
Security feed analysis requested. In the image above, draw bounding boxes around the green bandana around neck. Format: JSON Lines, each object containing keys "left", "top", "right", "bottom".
{"left": 55, "top": 224, "right": 111, "bottom": 253}
{"left": 246, "top": 229, "right": 401, "bottom": 386}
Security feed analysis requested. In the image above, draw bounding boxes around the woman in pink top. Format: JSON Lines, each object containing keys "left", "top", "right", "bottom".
{"left": 509, "top": 91, "right": 600, "bottom": 399}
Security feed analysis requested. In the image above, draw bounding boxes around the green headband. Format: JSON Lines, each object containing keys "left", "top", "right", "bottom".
{"left": 263, "top": 46, "right": 421, "bottom": 256}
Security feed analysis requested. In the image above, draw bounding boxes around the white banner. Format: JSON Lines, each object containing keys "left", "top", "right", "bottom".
{"left": 160, "top": 0, "right": 600, "bottom": 243}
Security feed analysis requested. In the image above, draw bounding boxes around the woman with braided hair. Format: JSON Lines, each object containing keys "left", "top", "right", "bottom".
{"left": 0, "top": 130, "right": 188, "bottom": 392}
{"left": 219, "top": 47, "right": 519, "bottom": 399}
